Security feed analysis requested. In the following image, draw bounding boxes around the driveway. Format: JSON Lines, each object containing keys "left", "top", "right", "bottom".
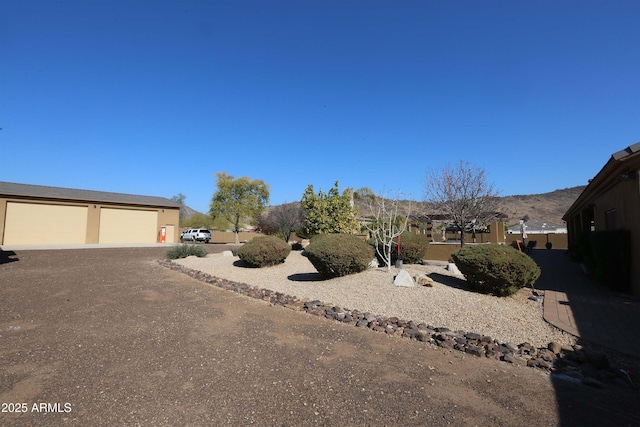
{"left": 1, "top": 246, "right": 638, "bottom": 426}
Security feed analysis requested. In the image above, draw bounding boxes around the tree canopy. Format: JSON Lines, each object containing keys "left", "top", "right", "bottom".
{"left": 259, "top": 202, "right": 304, "bottom": 242}
{"left": 209, "top": 172, "right": 270, "bottom": 244}
{"left": 423, "top": 160, "right": 500, "bottom": 246}
{"left": 300, "top": 181, "right": 359, "bottom": 236}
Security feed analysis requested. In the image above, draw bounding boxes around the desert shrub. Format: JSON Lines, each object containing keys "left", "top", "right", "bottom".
{"left": 397, "top": 232, "right": 430, "bottom": 263}
{"left": 371, "top": 231, "right": 430, "bottom": 265}
{"left": 166, "top": 243, "right": 208, "bottom": 260}
{"left": 451, "top": 244, "right": 541, "bottom": 296}
{"left": 305, "top": 234, "right": 374, "bottom": 277}
{"left": 236, "top": 235, "right": 291, "bottom": 267}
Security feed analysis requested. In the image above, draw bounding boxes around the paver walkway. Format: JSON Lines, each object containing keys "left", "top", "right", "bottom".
{"left": 531, "top": 249, "right": 640, "bottom": 358}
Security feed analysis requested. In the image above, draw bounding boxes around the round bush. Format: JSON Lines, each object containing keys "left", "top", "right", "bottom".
{"left": 166, "top": 243, "right": 208, "bottom": 259}
{"left": 397, "top": 231, "right": 430, "bottom": 263}
{"left": 305, "top": 234, "right": 374, "bottom": 277}
{"left": 236, "top": 235, "right": 291, "bottom": 267}
{"left": 451, "top": 244, "right": 541, "bottom": 296}
{"left": 373, "top": 231, "right": 430, "bottom": 265}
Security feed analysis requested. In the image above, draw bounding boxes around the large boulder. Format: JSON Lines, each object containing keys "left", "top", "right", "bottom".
{"left": 447, "top": 263, "right": 463, "bottom": 276}
{"left": 393, "top": 269, "right": 415, "bottom": 287}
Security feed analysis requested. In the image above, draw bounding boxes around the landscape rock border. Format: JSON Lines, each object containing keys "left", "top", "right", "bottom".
{"left": 159, "top": 259, "right": 638, "bottom": 391}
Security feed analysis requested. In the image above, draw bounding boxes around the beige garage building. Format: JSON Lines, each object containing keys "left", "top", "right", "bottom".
{"left": 0, "top": 182, "right": 180, "bottom": 246}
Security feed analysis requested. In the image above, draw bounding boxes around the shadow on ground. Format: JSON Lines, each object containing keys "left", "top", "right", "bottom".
{"left": 530, "top": 249, "right": 640, "bottom": 426}
{"left": 232, "top": 259, "right": 256, "bottom": 268}
{"left": 0, "top": 247, "right": 19, "bottom": 265}
{"left": 427, "top": 272, "right": 470, "bottom": 290}
{"left": 287, "top": 272, "right": 327, "bottom": 282}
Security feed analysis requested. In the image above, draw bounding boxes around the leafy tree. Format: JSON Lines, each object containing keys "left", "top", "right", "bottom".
{"left": 300, "top": 181, "right": 359, "bottom": 236}
{"left": 423, "top": 160, "right": 500, "bottom": 247}
{"left": 353, "top": 187, "right": 376, "bottom": 201}
{"left": 209, "top": 172, "right": 270, "bottom": 244}
{"left": 259, "top": 202, "right": 304, "bottom": 242}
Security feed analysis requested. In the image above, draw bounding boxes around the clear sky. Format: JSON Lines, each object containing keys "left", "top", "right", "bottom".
{"left": 2, "top": 1, "right": 639, "bottom": 213}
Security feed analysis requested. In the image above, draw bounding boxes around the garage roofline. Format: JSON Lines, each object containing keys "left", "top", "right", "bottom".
{"left": 0, "top": 181, "right": 180, "bottom": 209}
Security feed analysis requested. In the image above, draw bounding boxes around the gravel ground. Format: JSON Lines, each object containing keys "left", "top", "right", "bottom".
{"left": 175, "top": 251, "right": 577, "bottom": 348}
{"left": 3, "top": 247, "right": 638, "bottom": 426}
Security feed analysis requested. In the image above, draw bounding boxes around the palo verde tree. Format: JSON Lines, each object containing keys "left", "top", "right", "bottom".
{"left": 364, "top": 188, "right": 412, "bottom": 272}
{"left": 300, "top": 181, "right": 359, "bottom": 236}
{"left": 209, "top": 172, "right": 270, "bottom": 244}
{"left": 353, "top": 186, "right": 377, "bottom": 202}
{"left": 423, "top": 160, "right": 500, "bottom": 247}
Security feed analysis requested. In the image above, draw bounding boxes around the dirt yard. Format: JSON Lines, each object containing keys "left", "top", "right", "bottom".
{"left": 1, "top": 246, "right": 638, "bottom": 426}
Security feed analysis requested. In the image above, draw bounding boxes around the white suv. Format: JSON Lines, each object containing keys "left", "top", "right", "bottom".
{"left": 180, "top": 229, "right": 211, "bottom": 243}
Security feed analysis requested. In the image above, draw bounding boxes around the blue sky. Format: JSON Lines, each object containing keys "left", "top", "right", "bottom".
{"left": 2, "top": 1, "right": 639, "bottom": 213}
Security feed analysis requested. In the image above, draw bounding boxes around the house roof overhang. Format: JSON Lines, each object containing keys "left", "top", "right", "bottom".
{"left": 563, "top": 142, "right": 640, "bottom": 221}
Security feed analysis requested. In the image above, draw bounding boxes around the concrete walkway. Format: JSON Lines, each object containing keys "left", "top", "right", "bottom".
{"left": 530, "top": 249, "right": 640, "bottom": 358}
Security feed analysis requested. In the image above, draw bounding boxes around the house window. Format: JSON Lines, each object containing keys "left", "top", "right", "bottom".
{"left": 605, "top": 209, "right": 617, "bottom": 230}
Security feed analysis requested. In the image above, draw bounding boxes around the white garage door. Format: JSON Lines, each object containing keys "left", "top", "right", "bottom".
{"left": 99, "top": 208, "right": 158, "bottom": 244}
{"left": 4, "top": 202, "right": 88, "bottom": 245}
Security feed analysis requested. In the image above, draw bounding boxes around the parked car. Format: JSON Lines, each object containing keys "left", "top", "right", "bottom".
{"left": 180, "top": 228, "right": 211, "bottom": 243}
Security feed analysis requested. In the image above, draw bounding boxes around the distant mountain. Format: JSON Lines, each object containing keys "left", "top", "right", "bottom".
{"left": 351, "top": 186, "right": 586, "bottom": 227}
{"left": 183, "top": 185, "right": 587, "bottom": 229}
{"left": 497, "top": 186, "right": 586, "bottom": 226}
{"left": 181, "top": 205, "right": 202, "bottom": 220}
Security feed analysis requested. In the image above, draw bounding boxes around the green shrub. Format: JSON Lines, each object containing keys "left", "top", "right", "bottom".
{"left": 305, "top": 234, "right": 374, "bottom": 277}
{"left": 236, "top": 235, "right": 291, "bottom": 267}
{"left": 166, "top": 243, "right": 208, "bottom": 259}
{"left": 451, "top": 244, "right": 541, "bottom": 296}
{"left": 371, "top": 231, "right": 430, "bottom": 265}
{"left": 397, "top": 231, "right": 430, "bottom": 263}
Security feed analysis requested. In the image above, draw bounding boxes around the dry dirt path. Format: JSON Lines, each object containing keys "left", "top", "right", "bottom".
{"left": 1, "top": 246, "right": 638, "bottom": 426}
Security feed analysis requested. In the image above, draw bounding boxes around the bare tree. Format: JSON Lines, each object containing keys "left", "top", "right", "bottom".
{"left": 171, "top": 193, "right": 187, "bottom": 224}
{"left": 259, "top": 202, "right": 304, "bottom": 242}
{"left": 364, "top": 189, "right": 411, "bottom": 272}
{"left": 423, "top": 161, "right": 500, "bottom": 247}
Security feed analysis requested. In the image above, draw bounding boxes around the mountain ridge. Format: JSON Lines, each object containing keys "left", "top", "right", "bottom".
{"left": 184, "top": 185, "right": 587, "bottom": 228}
{"left": 497, "top": 185, "right": 586, "bottom": 225}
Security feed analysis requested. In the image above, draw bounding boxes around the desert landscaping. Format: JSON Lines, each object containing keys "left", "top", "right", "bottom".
{"left": 174, "top": 250, "right": 576, "bottom": 348}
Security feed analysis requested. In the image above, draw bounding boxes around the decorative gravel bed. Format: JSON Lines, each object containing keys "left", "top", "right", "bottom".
{"left": 162, "top": 251, "right": 638, "bottom": 389}
{"left": 172, "top": 251, "right": 575, "bottom": 348}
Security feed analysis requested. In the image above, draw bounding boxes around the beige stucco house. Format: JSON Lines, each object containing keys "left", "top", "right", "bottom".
{"left": 563, "top": 142, "right": 640, "bottom": 296}
{"left": 0, "top": 182, "right": 180, "bottom": 245}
